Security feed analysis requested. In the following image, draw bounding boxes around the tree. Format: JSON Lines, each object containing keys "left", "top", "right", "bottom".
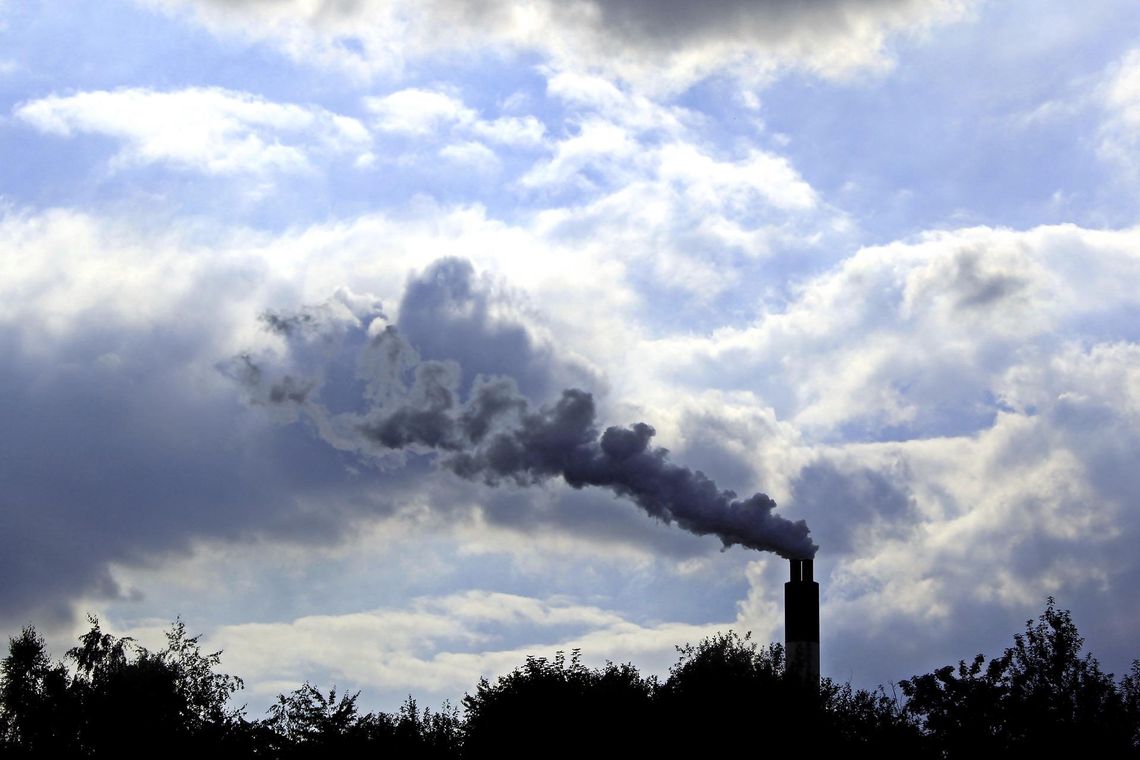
{"left": 897, "top": 651, "right": 1010, "bottom": 754}
{"left": 257, "top": 684, "right": 463, "bottom": 757}
{"left": 461, "top": 649, "right": 654, "bottom": 758}
{"left": 62, "top": 615, "right": 247, "bottom": 757}
{"left": 264, "top": 682, "right": 362, "bottom": 748}
{"left": 901, "top": 598, "right": 1137, "bottom": 755}
{"left": 654, "top": 631, "right": 797, "bottom": 753}
{"left": 388, "top": 696, "right": 463, "bottom": 758}
{"left": 999, "top": 597, "right": 1131, "bottom": 751}
{"left": 1121, "top": 660, "right": 1140, "bottom": 751}
{"left": 656, "top": 630, "right": 920, "bottom": 753}
{"left": 158, "top": 618, "right": 244, "bottom": 731}
{"left": 818, "top": 679, "right": 923, "bottom": 751}
{"left": 0, "top": 625, "right": 78, "bottom": 757}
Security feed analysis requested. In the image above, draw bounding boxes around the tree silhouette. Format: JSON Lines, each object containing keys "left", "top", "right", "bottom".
{"left": 1, "top": 616, "right": 247, "bottom": 757}
{"left": 386, "top": 696, "right": 464, "bottom": 759}
{"left": 461, "top": 649, "right": 654, "bottom": 758}
{"left": 1122, "top": 661, "right": 1140, "bottom": 750}
{"left": 655, "top": 630, "right": 919, "bottom": 753}
{"left": 0, "top": 626, "right": 78, "bottom": 757}
{"left": 160, "top": 618, "right": 244, "bottom": 730}
{"left": 261, "top": 682, "right": 364, "bottom": 755}
{"left": 68, "top": 616, "right": 246, "bottom": 756}
{"left": 2, "top": 599, "right": 1136, "bottom": 757}
{"left": 900, "top": 597, "right": 1138, "bottom": 755}
{"left": 653, "top": 630, "right": 787, "bottom": 753}
{"left": 259, "top": 684, "right": 463, "bottom": 757}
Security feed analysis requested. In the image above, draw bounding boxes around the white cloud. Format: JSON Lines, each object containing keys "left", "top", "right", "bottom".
{"left": 520, "top": 119, "right": 639, "bottom": 189}
{"left": 648, "top": 224, "right": 1140, "bottom": 433}
{"left": 816, "top": 340, "right": 1140, "bottom": 678}
{"left": 508, "top": 69, "right": 826, "bottom": 298}
{"left": 520, "top": 138, "right": 829, "bottom": 300}
{"left": 364, "top": 87, "right": 546, "bottom": 147}
{"left": 14, "top": 87, "right": 370, "bottom": 174}
{"left": 118, "top": 580, "right": 774, "bottom": 709}
{"left": 1099, "top": 47, "right": 1140, "bottom": 175}
{"left": 468, "top": 114, "right": 545, "bottom": 146}
{"left": 364, "top": 88, "right": 475, "bottom": 136}
{"left": 657, "top": 142, "right": 817, "bottom": 212}
{"left": 0, "top": 207, "right": 257, "bottom": 342}
{"left": 439, "top": 140, "right": 499, "bottom": 171}
{"left": 544, "top": 70, "right": 688, "bottom": 133}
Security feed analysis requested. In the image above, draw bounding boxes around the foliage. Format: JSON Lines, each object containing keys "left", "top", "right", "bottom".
{"left": 657, "top": 629, "right": 919, "bottom": 753}
{"left": 1, "top": 616, "right": 246, "bottom": 758}
{"left": 257, "top": 684, "right": 462, "bottom": 757}
{"left": 1122, "top": 660, "right": 1140, "bottom": 749}
{"left": 160, "top": 617, "right": 245, "bottom": 729}
{"left": 654, "top": 630, "right": 786, "bottom": 752}
{"left": 2, "top": 599, "right": 1137, "bottom": 757}
{"left": 818, "top": 679, "right": 924, "bottom": 751}
{"left": 0, "top": 626, "right": 77, "bottom": 757}
{"left": 461, "top": 648, "right": 654, "bottom": 758}
{"left": 387, "top": 696, "right": 464, "bottom": 759}
{"left": 900, "top": 597, "right": 1138, "bottom": 755}
{"left": 265, "top": 682, "right": 361, "bottom": 745}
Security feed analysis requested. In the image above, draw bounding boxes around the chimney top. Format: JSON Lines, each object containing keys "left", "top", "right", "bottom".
{"left": 789, "top": 558, "right": 813, "bottom": 583}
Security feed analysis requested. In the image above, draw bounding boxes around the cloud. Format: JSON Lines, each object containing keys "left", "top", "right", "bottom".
{"left": 1098, "top": 48, "right": 1140, "bottom": 176}
{"left": 396, "top": 258, "right": 596, "bottom": 400}
{"left": 146, "top": 0, "right": 976, "bottom": 89}
{"left": 364, "top": 88, "right": 545, "bottom": 146}
{"left": 790, "top": 458, "right": 916, "bottom": 556}
{"left": 0, "top": 204, "right": 746, "bottom": 628}
{"left": 651, "top": 224, "right": 1140, "bottom": 435}
{"left": 7, "top": 197, "right": 1140, "bottom": 695}
{"left": 14, "top": 87, "right": 370, "bottom": 174}
{"left": 200, "top": 589, "right": 753, "bottom": 708}
{"left": 365, "top": 89, "right": 475, "bottom": 136}
{"left": 507, "top": 72, "right": 831, "bottom": 298}
{"left": 233, "top": 274, "right": 818, "bottom": 559}
{"left": 543, "top": 70, "right": 689, "bottom": 133}
{"left": 0, "top": 208, "right": 411, "bottom": 626}
{"left": 103, "top": 549, "right": 783, "bottom": 713}
{"left": 814, "top": 341, "right": 1140, "bottom": 684}
{"left": 438, "top": 140, "right": 499, "bottom": 171}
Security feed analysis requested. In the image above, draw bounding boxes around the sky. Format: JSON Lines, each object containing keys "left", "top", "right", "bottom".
{"left": 3, "top": 0, "right": 1140, "bottom": 714}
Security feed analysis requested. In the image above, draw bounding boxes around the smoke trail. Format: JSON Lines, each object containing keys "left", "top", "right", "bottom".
{"left": 231, "top": 287, "right": 816, "bottom": 559}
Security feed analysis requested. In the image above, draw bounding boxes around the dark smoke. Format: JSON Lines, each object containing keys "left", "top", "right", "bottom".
{"left": 359, "top": 374, "right": 816, "bottom": 557}
{"left": 233, "top": 278, "right": 816, "bottom": 560}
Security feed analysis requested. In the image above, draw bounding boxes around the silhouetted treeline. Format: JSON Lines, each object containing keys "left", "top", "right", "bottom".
{"left": 2, "top": 599, "right": 1138, "bottom": 757}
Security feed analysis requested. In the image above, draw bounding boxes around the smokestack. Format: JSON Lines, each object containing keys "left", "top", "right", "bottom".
{"left": 785, "top": 558, "right": 819, "bottom": 687}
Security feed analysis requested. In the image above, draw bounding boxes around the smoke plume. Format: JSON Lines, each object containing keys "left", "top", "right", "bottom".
{"left": 232, "top": 278, "right": 816, "bottom": 559}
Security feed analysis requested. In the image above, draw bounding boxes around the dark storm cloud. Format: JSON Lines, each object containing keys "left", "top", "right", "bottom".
{"left": 180, "top": 0, "right": 966, "bottom": 80}
{"left": 397, "top": 257, "right": 596, "bottom": 400}
{"left": 0, "top": 322, "right": 414, "bottom": 628}
{"left": 1039, "top": 389, "right": 1140, "bottom": 662}
{"left": 789, "top": 459, "right": 915, "bottom": 555}
{"left": 558, "top": 0, "right": 941, "bottom": 48}
{"left": 239, "top": 264, "right": 816, "bottom": 559}
{"left": 0, "top": 252, "right": 810, "bottom": 630}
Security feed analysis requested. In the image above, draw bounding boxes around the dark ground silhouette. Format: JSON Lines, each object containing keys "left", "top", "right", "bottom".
{"left": 1, "top": 599, "right": 1137, "bottom": 757}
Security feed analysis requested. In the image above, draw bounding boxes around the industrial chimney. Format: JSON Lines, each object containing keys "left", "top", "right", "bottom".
{"left": 785, "top": 558, "right": 819, "bottom": 687}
